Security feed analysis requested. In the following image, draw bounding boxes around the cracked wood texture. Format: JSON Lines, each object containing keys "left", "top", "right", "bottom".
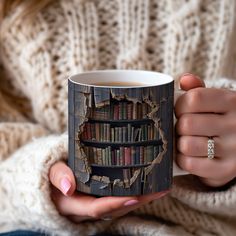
{"left": 68, "top": 79, "right": 174, "bottom": 196}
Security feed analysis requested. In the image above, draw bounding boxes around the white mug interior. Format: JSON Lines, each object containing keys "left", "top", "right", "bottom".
{"left": 69, "top": 70, "right": 173, "bottom": 88}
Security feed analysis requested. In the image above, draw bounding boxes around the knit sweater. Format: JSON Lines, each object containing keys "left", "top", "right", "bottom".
{"left": 0, "top": 0, "right": 236, "bottom": 235}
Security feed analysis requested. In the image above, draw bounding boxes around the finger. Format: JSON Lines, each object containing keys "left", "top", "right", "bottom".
{"left": 67, "top": 215, "right": 95, "bottom": 223}
{"left": 179, "top": 73, "right": 205, "bottom": 91}
{"left": 177, "top": 136, "right": 222, "bottom": 157}
{"left": 199, "top": 177, "right": 233, "bottom": 188}
{"left": 55, "top": 191, "right": 141, "bottom": 218}
{"left": 138, "top": 190, "right": 170, "bottom": 201}
{"left": 176, "top": 113, "right": 224, "bottom": 136}
{"left": 176, "top": 154, "right": 236, "bottom": 180}
{"left": 175, "top": 87, "right": 236, "bottom": 117}
{"left": 97, "top": 190, "right": 170, "bottom": 220}
{"left": 49, "top": 161, "right": 76, "bottom": 196}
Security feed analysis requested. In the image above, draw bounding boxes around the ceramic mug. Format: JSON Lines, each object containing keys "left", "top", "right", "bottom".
{"left": 68, "top": 70, "right": 187, "bottom": 196}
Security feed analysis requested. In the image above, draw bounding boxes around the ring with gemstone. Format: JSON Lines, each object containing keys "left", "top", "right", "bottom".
{"left": 208, "top": 138, "right": 215, "bottom": 159}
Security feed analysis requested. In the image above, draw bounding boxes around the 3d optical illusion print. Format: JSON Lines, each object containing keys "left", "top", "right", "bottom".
{"left": 68, "top": 82, "right": 174, "bottom": 196}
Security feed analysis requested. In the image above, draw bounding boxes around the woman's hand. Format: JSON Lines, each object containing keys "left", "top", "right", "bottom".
{"left": 175, "top": 74, "right": 236, "bottom": 187}
{"left": 49, "top": 162, "right": 169, "bottom": 223}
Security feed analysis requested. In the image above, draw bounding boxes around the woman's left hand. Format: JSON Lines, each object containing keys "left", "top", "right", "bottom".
{"left": 175, "top": 74, "right": 236, "bottom": 187}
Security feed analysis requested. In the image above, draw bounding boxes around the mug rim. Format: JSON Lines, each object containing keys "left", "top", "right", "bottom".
{"left": 68, "top": 69, "right": 173, "bottom": 88}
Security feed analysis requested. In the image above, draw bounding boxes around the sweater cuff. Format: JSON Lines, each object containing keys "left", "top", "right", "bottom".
{"left": 0, "top": 134, "right": 109, "bottom": 235}
{"left": 171, "top": 175, "right": 236, "bottom": 217}
{"left": 205, "top": 77, "right": 236, "bottom": 90}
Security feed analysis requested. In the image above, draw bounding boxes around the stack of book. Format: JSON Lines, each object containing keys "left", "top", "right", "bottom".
{"left": 81, "top": 123, "right": 159, "bottom": 142}
{"left": 90, "top": 101, "right": 152, "bottom": 120}
{"left": 84, "top": 145, "right": 159, "bottom": 166}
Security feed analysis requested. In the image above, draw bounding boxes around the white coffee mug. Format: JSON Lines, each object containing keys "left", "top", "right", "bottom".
{"left": 68, "top": 70, "right": 188, "bottom": 196}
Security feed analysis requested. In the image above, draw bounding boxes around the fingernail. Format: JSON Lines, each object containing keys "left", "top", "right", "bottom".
{"left": 61, "top": 177, "right": 71, "bottom": 195}
{"left": 181, "top": 73, "right": 201, "bottom": 80}
{"left": 181, "top": 73, "right": 194, "bottom": 77}
{"left": 153, "top": 190, "right": 171, "bottom": 199}
{"left": 124, "top": 199, "right": 139, "bottom": 206}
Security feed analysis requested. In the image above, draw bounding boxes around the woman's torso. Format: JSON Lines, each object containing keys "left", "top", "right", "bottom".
{"left": 1, "top": 0, "right": 235, "bottom": 132}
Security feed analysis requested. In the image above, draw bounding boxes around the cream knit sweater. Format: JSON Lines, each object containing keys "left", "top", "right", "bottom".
{"left": 0, "top": 0, "right": 236, "bottom": 235}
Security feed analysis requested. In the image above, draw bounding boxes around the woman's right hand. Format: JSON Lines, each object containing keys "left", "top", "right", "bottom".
{"left": 49, "top": 161, "right": 169, "bottom": 223}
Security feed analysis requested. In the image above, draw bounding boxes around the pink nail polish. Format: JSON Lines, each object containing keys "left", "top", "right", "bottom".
{"left": 124, "top": 199, "right": 139, "bottom": 206}
{"left": 61, "top": 177, "right": 71, "bottom": 195}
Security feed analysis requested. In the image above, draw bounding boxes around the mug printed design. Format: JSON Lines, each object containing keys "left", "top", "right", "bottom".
{"left": 68, "top": 73, "right": 174, "bottom": 196}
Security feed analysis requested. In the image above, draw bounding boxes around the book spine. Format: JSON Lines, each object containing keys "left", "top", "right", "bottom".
{"left": 123, "top": 102, "right": 127, "bottom": 119}
{"left": 95, "top": 123, "right": 99, "bottom": 141}
{"left": 127, "top": 103, "right": 132, "bottom": 119}
{"left": 97, "top": 148, "right": 102, "bottom": 165}
{"left": 108, "top": 146, "right": 112, "bottom": 165}
{"left": 119, "top": 127, "right": 122, "bottom": 142}
{"left": 107, "top": 124, "right": 111, "bottom": 142}
{"left": 115, "top": 127, "right": 119, "bottom": 142}
{"left": 111, "top": 127, "right": 115, "bottom": 142}
{"left": 111, "top": 148, "right": 115, "bottom": 165}
{"left": 119, "top": 102, "right": 122, "bottom": 120}
{"left": 140, "top": 146, "right": 144, "bottom": 164}
{"left": 131, "top": 146, "right": 135, "bottom": 165}
{"left": 131, "top": 126, "right": 134, "bottom": 142}
{"left": 124, "top": 147, "right": 131, "bottom": 165}
{"left": 110, "top": 103, "right": 114, "bottom": 119}
{"left": 105, "top": 124, "right": 109, "bottom": 142}
{"left": 122, "top": 126, "right": 126, "bottom": 142}
{"left": 116, "top": 149, "right": 120, "bottom": 166}
{"left": 114, "top": 104, "right": 119, "bottom": 120}
{"left": 146, "top": 146, "right": 150, "bottom": 163}
{"left": 135, "top": 146, "right": 140, "bottom": 164}
{"left": 93, "top": 147, "right": 97, "bottom": 164}
{"left": 102, "top": 148, "right": 106, "bottom": 165}
{"left": 120, "top": 147, "right": 124, "bottom": 165}
{"left": 106, "top": 147, "right": 109, "bottom": 165}
{"left": 128, "top": 124, "right": 131, "bottom": 142}
{"left": 143, "top": 146, "right": 147, "bottom": 164}
{"left": 133, "top": 103, "right": 137, "bottom": 119}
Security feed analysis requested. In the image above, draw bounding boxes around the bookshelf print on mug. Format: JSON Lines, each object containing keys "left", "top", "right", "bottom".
{"left": 68, "top": 71, "right": 174, "bottom": 197}
{"left": 81, "top": 99, "right": 163, "bottom": 168}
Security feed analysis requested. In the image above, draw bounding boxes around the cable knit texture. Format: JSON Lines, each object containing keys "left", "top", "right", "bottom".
{"left": 0, "top": 0, "right": 236, "bottom": 235}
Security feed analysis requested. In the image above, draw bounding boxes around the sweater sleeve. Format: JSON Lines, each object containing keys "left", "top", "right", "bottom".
{"left": 205, "top": 77, "right": 236, "bottom": 90}
{"left": 0, "top": 79, "right": 109, "bottom": 235}
{"left": 0, "top": 134, "right": 111, "bottom": 235}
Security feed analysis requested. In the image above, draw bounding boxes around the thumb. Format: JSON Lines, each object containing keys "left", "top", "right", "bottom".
{"left": 49, "top": 161, "right": 76, "bottom": 196}
{"left": 180, "top": 73, "right": 205, "bottom": 91}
